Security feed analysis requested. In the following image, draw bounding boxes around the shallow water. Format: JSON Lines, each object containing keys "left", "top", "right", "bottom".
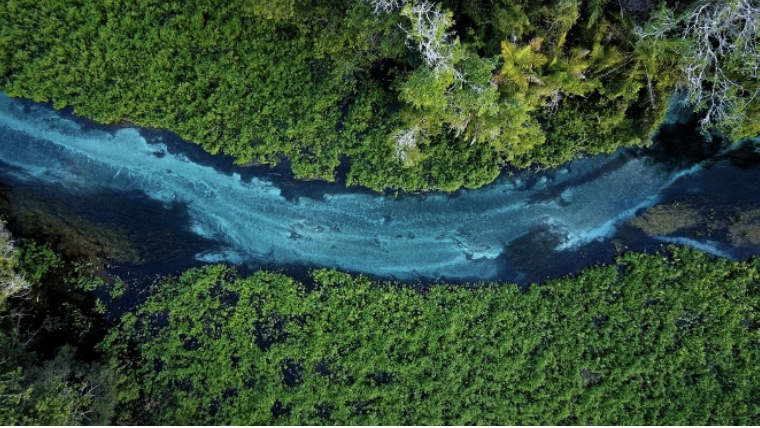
{"left": 1, "top": 93, "right": 759, "bottom": 283}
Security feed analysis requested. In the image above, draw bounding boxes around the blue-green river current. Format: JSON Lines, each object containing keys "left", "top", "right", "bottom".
{"left": 2, "top": 93, "right": 760, "bottom": 283}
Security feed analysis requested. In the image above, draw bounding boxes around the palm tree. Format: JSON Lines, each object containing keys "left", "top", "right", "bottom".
{"left": 498, "top": 37, "right": 548, "bottom": 93}
{"left": 586, "top": 0, "right": 610, "bottom": 28}
{"left": 541, "top": 47, "right": 595, "bottom": 99}
{"left": 559, "top": 47, "right": 592, "bottom": 79}
{"left": 630, "top": 33, "right": 682, "bottom": 106}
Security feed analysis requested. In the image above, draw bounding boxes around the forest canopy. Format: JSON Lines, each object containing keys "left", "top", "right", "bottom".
{"left": 1, "top": 0, "right": 758, "bottom": 191}
{"left": 2, "top": 218, "right": 760, "bottom": 425}
{"left": 100, "top": 246, "right": 760, "bottom": 424}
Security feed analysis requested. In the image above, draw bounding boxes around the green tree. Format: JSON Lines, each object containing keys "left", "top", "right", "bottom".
{"left": 108, "top": 246, "right": 760, "bottom": 425}
{"left": 498, "top": 38, "right": 548, "bottom": 93}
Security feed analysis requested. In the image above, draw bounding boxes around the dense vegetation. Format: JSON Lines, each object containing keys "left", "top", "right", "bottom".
{"left": 1, "top": 0, "right": 757, "bottom": 191}
{"left": 2, "top": 2, "right": 759, "bottom": 423}
{"left": 0, "top": 221, "right": 122, "bottom": 425}
{"left": 2, "top": 219, "right": 760, "bottom": 424}
{"left": 109, "top": 247, "right": 760, "bottom": 424}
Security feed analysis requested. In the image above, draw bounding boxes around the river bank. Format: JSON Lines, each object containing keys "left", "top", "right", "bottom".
{"left": 2, "top": 93, "right": 760, "bottom": 285}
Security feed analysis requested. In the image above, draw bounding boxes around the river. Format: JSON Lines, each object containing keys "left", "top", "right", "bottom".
{"left": 2, "top": 92, "right": 760, "bottom": 284}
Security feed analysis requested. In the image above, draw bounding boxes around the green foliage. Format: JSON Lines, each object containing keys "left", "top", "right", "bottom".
{"left": 244, "top": 0, "right": 295, "bottom": 22}
{"left": 1, "top": 343, "right": 123, "bottom": 425}
{"left": 0, "top": 222, "right": 14, "bottom": 271}
{"left": 586, "top": 0, "right": 608, "bottom": 28}
{"left": 499, "top": 38, "right": 548, "bottom": 93}
{"left": 1, "top": 221, "right": 25, "bottom": 310}
{"left": 66, "top": 260, "right": 106, "bottom": 292}
{"left": 0, "top": 224, "right": 28, "bottom": 425}
{"left": 3, "top": 0, "right": 754, "bottom": 192}
{"left": 0, "top": 0, "right": 407, "bottom": 187}
{"left": 12, "top": 346, "right": 119, "bottom": 425}
{"left": 0, "top": 351, "right": 28, "bottom": 426}
{"left": 108, "top": 277, "right": 127, "bottom": 299}
{"left": 109, "top": 246, "right": 760, "bottom": 425}
{"left": 15, "top": 239, "right": 59, "bottom": 284}
{"left": 0, "top": 224, "right": 122, "bottom": 425}
{"left": 493, "top": 3, "right": 531, "bottom": 40}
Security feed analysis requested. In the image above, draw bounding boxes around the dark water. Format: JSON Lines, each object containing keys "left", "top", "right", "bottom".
{"left": 1, "top": 92, "right": 760, "bottom": 286}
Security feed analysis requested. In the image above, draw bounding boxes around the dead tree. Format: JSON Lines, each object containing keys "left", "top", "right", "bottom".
{"left": 680, "top": 0, "right": 760, "bottom": 129}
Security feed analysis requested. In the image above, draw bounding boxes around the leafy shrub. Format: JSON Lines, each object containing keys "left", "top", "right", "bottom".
{"left": 109, "top": 247, "right": 760, "bottom": 424}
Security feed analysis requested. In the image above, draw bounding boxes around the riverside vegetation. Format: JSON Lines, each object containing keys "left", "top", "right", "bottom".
{"left": 0, "top": 221, "right": 123, "bottom": 425}
{"left": 1, "top": 0, "right": 758, "bottom": 191}
{"left": 2, "top": 0, "right": 760, "bottom": 425}
{"left": 1, "top": 220, "right": 759, "bottom": 424}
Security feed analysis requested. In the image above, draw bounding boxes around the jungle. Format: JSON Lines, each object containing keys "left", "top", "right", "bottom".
{"left": 1, "top": 220, "right": 759, "bottom": 425}
{"left": 1, "top": 0, "right": 760, "bottom": 425}
{"left": 1, "top": 0, "right": 757, "bottom": 191}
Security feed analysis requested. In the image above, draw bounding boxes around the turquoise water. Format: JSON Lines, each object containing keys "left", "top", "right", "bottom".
{"left": 0, "top": 93, "right": 757, "bottom": 282}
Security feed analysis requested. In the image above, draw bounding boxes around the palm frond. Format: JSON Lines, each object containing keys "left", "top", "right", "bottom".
{"left": 587, "top": 0, "right": 608, "bottom": 28}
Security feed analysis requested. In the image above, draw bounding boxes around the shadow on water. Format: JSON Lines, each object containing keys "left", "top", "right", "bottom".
{"left": 15, "top": 95, "right": 380, "bottom": 204}
{"left": 524, "top": 151, "right": 636, "bottom": 205}
{"left": 140, "top": 128, "right": 382, "bottom": 203}
{"left": 643, "top": 113, "right": 725, "bottom": 168}
{"left": 721, "top": 139, "right": 760, "bottom": 169}
{"left": 0, "top": 170, "right": 220, "bottom": 265}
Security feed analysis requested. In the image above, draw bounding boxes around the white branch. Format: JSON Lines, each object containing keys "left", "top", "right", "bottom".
{"left": 400, "top": 1, "right": 462, "bottom": 79}
{"left": 393, "top": 126, "right": 422, "bottom": 165}
{"left": 361, "top": 0, "right": 409, "bottom": 14}
{"left": 679, "top": 0, "right": 760, "bottom": 129}
{"left": 1, "top": 222, "right": 29, "bottom": 301}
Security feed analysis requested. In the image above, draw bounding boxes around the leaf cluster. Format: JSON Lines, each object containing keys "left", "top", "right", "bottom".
{"left": 0, "top": 224, "right": 122, "bottom": 425}
{"left": 3, "top": 1, "right": 752, "bottom": 191}
{"left": 109, "top": 246, "right": 760, "bottom": 424}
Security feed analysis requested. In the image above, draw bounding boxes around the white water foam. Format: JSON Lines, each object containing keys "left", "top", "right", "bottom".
{"left": 654, "top": 236, "right": 734, "bottom": 259}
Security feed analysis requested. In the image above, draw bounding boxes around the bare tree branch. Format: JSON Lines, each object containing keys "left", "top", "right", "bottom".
{"left": 679, "top": 0, "right": 760, "bottom": 129}
{"left": 393, "top": 126, "right": 421, "bottom": 165}
{"left": 399, "top": 1, "right": 462, "bottom": 79}
{"left": 1, "top": 221, "right": 30, "bottom": 303}
{"left": 361, "top": 0, "right": 409, "bottom": 14}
